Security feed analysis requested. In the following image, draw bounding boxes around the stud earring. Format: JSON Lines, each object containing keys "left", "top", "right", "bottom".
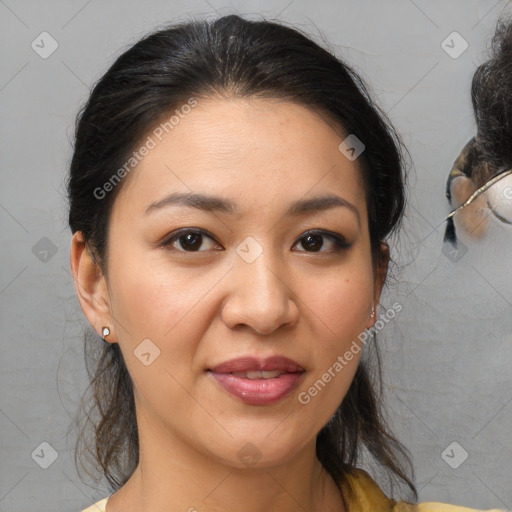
{"left": 371, "top": 307, "right": 375, "bottom": 318}
{"left": 102, "top": 326, "right": 110, "bottom": 341}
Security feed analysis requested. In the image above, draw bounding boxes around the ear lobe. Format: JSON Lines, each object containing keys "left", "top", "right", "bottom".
{"left": 70, "top": 231, "right": 111, "bottom": 336}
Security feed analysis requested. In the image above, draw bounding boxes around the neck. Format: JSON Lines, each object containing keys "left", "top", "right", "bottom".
{"left": 106, "top": 415, "right": 345, "bottom": 512}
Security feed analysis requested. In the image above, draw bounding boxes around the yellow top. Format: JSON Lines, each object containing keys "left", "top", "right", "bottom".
{"left": 81, "top": 468, "right": 507, "bottom": 511}
{"left": 82, "top": 498, "right": 108, "bottom": 512}
{"left": 338, "top": 469, "right": 506, "bottom": 511}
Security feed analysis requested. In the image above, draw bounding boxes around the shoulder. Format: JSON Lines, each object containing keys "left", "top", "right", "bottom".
{"left": 81, "top": 497, "right": 108, "bottom": 512}
{"left": 341, "top": 468, "right": 506, "bottom": 512}
{"left": 340, "top": 468, "right": 398, "bottom": 512}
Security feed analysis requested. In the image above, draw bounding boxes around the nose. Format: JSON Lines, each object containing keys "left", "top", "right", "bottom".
{"left": 220, "top": 247, "right": 300, "bottom": 335}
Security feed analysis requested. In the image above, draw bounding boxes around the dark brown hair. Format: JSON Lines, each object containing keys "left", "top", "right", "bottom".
{"left": 68, "top": 14, "right": 416, "bottom": 500}
{"left": 472, "top": 16, "right": 512, "bottom": 179}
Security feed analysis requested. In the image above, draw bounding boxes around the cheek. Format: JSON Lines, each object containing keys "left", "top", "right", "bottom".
{"left": 108, "top": 247, "right": 212, "bottom": 339}
{"left": 307, "top": 269, "right": 374, "bottom": 342}
{"left": 297, "top": 266, "right": 372, "bottom": 406}
{"left": 109, "top": 265, "right": 208, "bottom": 421}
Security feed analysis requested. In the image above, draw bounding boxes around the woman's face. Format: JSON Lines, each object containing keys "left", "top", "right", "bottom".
{"left": 81, "top": 97, "right": 386, "bottom": 469}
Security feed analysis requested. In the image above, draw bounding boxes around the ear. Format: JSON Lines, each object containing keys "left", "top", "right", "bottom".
{"left": 367, "top": 241, "right": 389, "bottom": 329}
{"left": 69, "top": 231, "right": 116, "bottom": 343}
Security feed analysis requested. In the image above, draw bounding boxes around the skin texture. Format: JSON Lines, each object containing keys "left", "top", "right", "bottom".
{"left": 450, "top": 175, "right": 490, "bottom": 238}
{"left": 70, "top": 96, "right": 389, "bottom": 512}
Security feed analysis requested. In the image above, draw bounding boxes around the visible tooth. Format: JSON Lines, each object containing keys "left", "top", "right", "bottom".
{"left": 231, "top": 370, "right": 285, "bottom": 379}
{"left": 231, "top": 371, "right": 249, "bottom": 378}
{"left": 246, "top": 371, "right": 283, "bottom": 379}
{"left": 261, "top": 370, "right": 282, "bottom": 379}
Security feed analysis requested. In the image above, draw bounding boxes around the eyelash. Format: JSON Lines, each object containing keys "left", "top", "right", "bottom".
{"left": 159, "top": 228, "right": 351, "bottom": 254}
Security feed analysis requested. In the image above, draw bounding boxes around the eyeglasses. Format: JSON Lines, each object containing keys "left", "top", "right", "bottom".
{"left": 444, "top": 168, "right": 512, "bottom": 247}
{"left": 445, "top": 168, "right": 512, "bottom": 224}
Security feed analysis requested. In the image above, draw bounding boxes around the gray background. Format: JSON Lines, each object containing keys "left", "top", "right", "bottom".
{"left": 1, "top": 0, "right": 511, "bottom": 510}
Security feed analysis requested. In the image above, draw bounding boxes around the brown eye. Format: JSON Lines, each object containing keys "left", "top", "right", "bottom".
{"left": 177, "top": 232, "right": 203, "bottom": 251}
{"left": 162, "top": 229, "right": 220, "bottom": 252}
{"left": 300, "top": 233, "right": 324, "bottom": 251}
{"left": 293, "top": 230, "right": 350, "bottom": 253}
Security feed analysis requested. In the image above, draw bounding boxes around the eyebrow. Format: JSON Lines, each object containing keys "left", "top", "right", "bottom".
{"left": 144, "top": 192, "right": 360, "bottom": 226}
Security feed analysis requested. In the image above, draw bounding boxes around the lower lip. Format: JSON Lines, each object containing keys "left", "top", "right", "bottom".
{"left": 209, "top": 371, "right": 304, "bottom": 405}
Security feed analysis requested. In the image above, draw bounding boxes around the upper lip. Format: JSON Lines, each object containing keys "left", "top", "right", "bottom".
{"left": 209, "top": 356, "right": 304, "bottom": 374}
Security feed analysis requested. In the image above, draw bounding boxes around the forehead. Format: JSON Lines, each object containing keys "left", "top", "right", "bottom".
{"left": 112, "top": 96, "right": 367, "bottom": 220}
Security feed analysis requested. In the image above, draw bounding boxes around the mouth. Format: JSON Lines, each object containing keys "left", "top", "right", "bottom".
{"left": 229, "top": 370, "right": 288, "bottom": 379}
{"left": 207, "top": 356, "right": 305, "bottom": 406}
{"left": 209, "top": 355, "right": 304, "bottom": 374}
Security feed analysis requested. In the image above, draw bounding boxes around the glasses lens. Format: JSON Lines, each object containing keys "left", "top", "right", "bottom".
{"left": 486, "top": 173, "right": 512, "bottom": 224}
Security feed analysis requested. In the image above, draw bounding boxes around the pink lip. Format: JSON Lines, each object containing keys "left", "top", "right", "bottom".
{"left": 208, "top": 356, "right": 305, "bottom": 406}
{"left": 210, "top": 356, "right": 304, "bottom": 374}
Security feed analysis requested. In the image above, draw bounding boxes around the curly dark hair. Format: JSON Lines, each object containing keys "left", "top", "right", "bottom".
{"left": 67, "top": 14, "right": 417, "bottom": 500}
{"left": 471, "top": 16, "right": 512, "bottom": 181}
